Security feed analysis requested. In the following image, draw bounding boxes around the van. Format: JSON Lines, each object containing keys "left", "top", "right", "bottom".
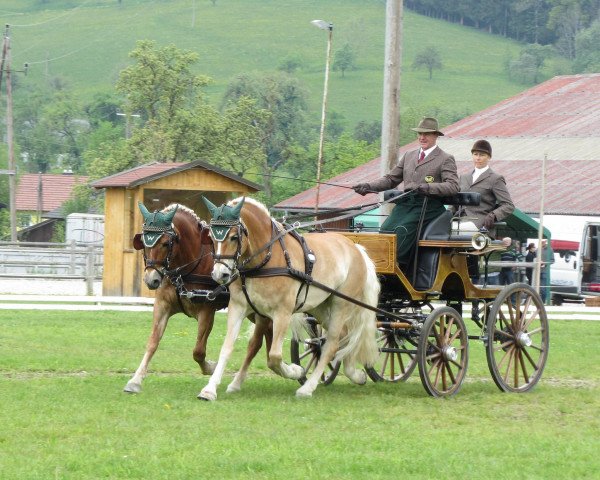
{"left": 550, "top": 222, "right": 600, "bottom": 304}
{"left": 578, "top": 222, "right": 600, "bottom": 297}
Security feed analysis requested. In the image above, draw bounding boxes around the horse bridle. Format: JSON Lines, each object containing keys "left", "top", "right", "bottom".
{"left": 141, "top": 226, "right": 179, "bottom": 280}
{"left": 209, "top": 219, "right": 250, "bottom": 274}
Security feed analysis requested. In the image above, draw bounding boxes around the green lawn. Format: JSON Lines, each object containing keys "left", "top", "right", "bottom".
{"left": 1, "top": 0, "right": 548, "bottom": 131}
{"left": 0, "top": 309, "right": 598, "bottom": 479}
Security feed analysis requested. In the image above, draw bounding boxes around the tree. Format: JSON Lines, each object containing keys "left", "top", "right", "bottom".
{"left": 278, "top": 54, "right": 304, "bottom": 73}
{"left": 222, "top": 72, "right": 310, "bottom": 202}
{"left": 507, "top": 43, "right": 554, "bottom": 83}
{"left": 116, "top": 40, "right": 218, "bottom": 163}
{"left": 332, "top": 43, "right": 357, "bottom": 77}
{"left": 573, "top": 20, "right": 600, "bottom": 72}
{"left": 211, "top": 96, "right": 270, "bottom": 178}
{"left": 412, "top": 46, "right": 443, "bottom": 80}
{"left": 116, "top": 40, "right": 210, "bottom": 124}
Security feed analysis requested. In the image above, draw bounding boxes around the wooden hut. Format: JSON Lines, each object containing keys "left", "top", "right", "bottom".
{"left": 91, "top": 160, "right": 261, "bottom": 297}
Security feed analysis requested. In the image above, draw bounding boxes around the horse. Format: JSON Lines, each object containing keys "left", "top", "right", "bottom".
{"left": 123, "top": 202, "right": 273, "bottom": 395}
{"left": 198, "top": 196, "right": 380, "bottom": 400}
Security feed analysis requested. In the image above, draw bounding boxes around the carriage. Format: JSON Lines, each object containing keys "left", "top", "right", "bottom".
{"left": 289, "top": 191, "right": 549, "bottom": 397}
{"left": 129, "top": 192, "right": 548, "bottom": 399}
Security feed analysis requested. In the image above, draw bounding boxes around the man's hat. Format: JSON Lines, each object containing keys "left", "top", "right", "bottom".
{"left": 471, "top": 139, "right": 492, "bottom": 156}
{"left": 411, "top": 117, "right": 444, "bottom": 136}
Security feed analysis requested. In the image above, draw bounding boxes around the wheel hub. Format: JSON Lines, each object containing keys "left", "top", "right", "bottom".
{"left": 442, "top": 345, "right": 458, "bottom": 362}
{"left": 516, "top": 331, "right": 532, "bottom": 347}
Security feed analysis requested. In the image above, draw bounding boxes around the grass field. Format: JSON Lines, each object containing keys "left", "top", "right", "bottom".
{"left": 0, "top": 0, "right": 553, "bottom": 132}
{"left": 0, "top": 309, "right": 599, "bottom": 479}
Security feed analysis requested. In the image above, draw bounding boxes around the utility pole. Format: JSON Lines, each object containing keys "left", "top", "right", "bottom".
{"left": 1, "top": 24, "right": 17, "bottom": 241}
{"left": 380, "top": 0, "right": 403, "bottom": 217}
{"left": 116, "top": 112, "right": 140, "bottom": 139}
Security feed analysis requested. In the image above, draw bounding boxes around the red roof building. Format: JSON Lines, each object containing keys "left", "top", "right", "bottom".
{"left": 275, "top": 73, "right": 600, "bottom": 217}
{"left": 16, "top": 173, "right": 88, "bottom": 215}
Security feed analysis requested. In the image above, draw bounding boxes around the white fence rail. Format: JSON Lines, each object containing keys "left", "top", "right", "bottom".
{"left": 0, "top": 241, "right": 103, "bottom": 295}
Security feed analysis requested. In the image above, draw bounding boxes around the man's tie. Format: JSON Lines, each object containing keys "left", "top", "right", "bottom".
{"left": 418, "top": 150, "right": 425, "bottom": 163}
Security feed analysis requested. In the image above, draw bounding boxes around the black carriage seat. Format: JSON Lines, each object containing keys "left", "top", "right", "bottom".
{"left": 413, "top": 193, "right": 482, "bottom": 290}
{"left": 413, "top": 210, "right": 452, "bottom": 290}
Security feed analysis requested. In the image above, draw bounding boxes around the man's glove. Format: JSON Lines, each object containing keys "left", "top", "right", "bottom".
{"left": 416, "top": 183, "right": 430, "bottom": 195}
{"left": 352, "top": 183, "right": 371, "bottom": 196}
{"left": 483, "top": 212, "right": 496, "bottom": 230}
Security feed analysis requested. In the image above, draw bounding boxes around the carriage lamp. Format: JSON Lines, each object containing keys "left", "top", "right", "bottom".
{"left": 471, "top": 232, "right": 489, "bottom": 250}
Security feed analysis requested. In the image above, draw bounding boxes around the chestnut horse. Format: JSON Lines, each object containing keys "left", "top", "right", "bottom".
{"left": 123, "top": 202, "right": 272, "bottom": 395}
{"left": 199, "top": 196, "right": 380, "bottom": 400}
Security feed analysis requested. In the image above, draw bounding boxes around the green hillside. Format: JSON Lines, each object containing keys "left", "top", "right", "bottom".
{"left": 1, "top": 0, "right": 548, "bottom": 132}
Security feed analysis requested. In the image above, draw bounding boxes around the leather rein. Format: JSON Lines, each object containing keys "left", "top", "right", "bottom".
{"left": 208, "top": 216, "right": 415, "bottom": 325}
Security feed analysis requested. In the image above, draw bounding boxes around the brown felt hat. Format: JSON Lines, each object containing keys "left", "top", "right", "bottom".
{"left": 471, "top": 139, "right": 492, "bottom": 156}
{"left": 411, "top": 117, "right": 444, "bottom": 136}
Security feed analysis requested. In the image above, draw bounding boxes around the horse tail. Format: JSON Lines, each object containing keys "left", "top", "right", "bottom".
{"left": 334, "top": 244, "right": 380, "bottom": 367}
{"left": 290, "top": 313, "right": 310, "bottom": 342}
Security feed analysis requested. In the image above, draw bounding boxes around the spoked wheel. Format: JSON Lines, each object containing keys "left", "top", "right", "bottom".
{"left": 290, "top": 316, "right": 340, "bottom": 385}
{"left": 366, "top": 325, "right": 418, "bottom": 382}
{"left": 486, "top": 283, "right": 549, "bottom": 392}
{"left": 417, "top": 306, "right": 469, "bottom": 397}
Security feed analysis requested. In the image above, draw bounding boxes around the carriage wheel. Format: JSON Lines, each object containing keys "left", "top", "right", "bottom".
{"left": 365, "top": 327, "right": 417, "bottom": 382}
{"left": 290, "top": 317, "right": 340, "bottom": 385}
{"left": 417, "top": 306, "right": 469, "bottom": 397}
{"left": 485, "top": 283, "right": 549, "bottom": 393}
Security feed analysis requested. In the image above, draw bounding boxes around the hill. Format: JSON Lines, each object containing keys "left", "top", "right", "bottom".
{"left": 1, "top": 0, "right": 560, "bottom": 134}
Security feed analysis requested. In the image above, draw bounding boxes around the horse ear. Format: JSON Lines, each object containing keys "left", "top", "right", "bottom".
{"left": 132, "top": 233, "right": 144, "bottom": 250}
{"left": 202, "top": 196, "right": 218, "bottom": 218}
{"left": 231, "top": 197, "right": 245, "bottom": 218}
{"left": 164, "top": 204, "right": 178, "bottom": 224}
{"left": 200, "top": 226, "right": 213, "bottom": 245}
{"left": 138, "top": 201, "right": 151, "bottom": 221}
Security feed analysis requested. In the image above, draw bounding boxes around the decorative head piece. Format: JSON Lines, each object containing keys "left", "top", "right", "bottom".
{"left": 138, "top": 202, "right": 178, "bottom": 248}
{"left": 202, "top": 196, "right": 246, "bottom": 241}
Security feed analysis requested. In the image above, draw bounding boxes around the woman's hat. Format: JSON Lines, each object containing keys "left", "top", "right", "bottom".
{"left": 411, "top": 117, "right": 444, "bottom": 136}
{"left": 471, "top": 139, "right": 492, "bottom": 156}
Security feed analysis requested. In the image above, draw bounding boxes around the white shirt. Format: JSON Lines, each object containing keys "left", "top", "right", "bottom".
{"left": 472, "top": 166, "right": 489, "bottom": 183}
{"left": 419, "top": 145, "right": 437, "bottom": 161}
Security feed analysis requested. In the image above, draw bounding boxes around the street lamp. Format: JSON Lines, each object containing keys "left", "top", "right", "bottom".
{"left": 311, "top": 19, "right": 333, "bottom": 215}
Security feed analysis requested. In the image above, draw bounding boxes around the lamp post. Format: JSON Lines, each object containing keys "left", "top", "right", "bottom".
{"left": 311, "top": 19, "right": 333, "bottom": 215}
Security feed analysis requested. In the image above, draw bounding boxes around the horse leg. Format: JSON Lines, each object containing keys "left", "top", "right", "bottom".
{"left": 267, "top": 311, "right": 304, "bottom": 380}
{"left": 192, "top": 306, "right": 216, "bottom": 375}
{"left": 295, "top": 314, "right": 341, "bottom": 397}
{"left": 124, "top": 305, "right": 171, "bottom": 394}
{"left": 198, "top": 302, "right": 246, "bottom": 401}
{"left": 226, "top": 314, "right": 271, "bottom": 393}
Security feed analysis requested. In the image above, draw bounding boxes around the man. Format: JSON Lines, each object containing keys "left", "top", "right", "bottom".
{"left": 352, "top": 117, "right": 459, "bottom": 268}
{"left": 499, "top": 240, "right": 523, "bottom": 285}
{"left": 539, "top": 239, "right": 555, "bottom": 304}
{"left": 454, "top": 139, "right": 515, "bottom": 239}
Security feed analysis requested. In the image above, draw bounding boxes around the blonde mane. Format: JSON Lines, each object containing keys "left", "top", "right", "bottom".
{"left": 228, "top": 196, "right": 271, "bottom": 217}
{"left": 163, "top": 203, "right": 202, "bottom": 224}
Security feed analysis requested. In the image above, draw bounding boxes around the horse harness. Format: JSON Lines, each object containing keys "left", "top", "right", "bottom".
{"left": 209, "top": 218, "right": 316, "bottom": 317}
{"left": 140, "top": 220, "right": 227, "bottom": 314}
{"left": 208, "top": 216, "right": 419, "bottom": 326}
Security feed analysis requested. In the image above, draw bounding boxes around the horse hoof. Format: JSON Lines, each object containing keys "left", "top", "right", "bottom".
{"left": 197, "top": 389, "right": 217, "bottom": 401}
{"left": 201, "top": 360, "right": 217, "bottom": 375}
{"left": 123, "top": 382, "right": 141, "bottom": 394}
{"left": 226, "top": 384, "right": 241, "bottom": 394}
{"left": 295, "top": 387, "right": 313, "bottom": 398}
{"left": 288, "top": 363, "right": 305, "bottom": 380}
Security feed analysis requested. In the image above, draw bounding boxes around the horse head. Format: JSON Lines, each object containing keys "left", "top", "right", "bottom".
{"left": 202, "top": 196, "right": 249, "bottom": 284}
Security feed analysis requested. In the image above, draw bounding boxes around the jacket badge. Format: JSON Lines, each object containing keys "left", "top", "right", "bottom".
{"left": 424, "top": 175, "right": 434, "bottom": 183}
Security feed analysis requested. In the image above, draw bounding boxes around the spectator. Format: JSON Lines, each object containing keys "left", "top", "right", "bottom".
{"left": 524, "top": 243, "right": 536, "bottom": 285}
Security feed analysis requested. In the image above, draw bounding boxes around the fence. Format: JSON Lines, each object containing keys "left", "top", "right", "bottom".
{"left": 0, "top": 240, "right": 103, "bottom": 295}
